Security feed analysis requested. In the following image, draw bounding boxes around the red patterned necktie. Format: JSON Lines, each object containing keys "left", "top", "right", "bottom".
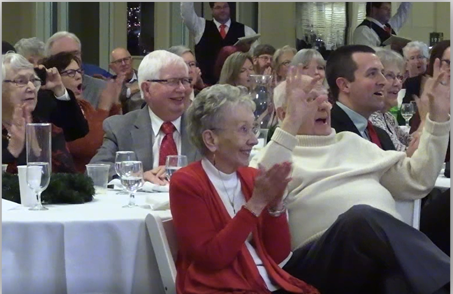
{"left": 219, "top": 24, "right": 227, "bottom": 39}
{"left": 159, "top": 122, "right": 178, "bottom": 166}
{"left": 367, "top": 121, "right": 383, "bottom": 149}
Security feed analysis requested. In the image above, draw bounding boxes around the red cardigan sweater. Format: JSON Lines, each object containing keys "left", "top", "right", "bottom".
{"left": 169, "top": 161, "right": 319, "bottom": 294}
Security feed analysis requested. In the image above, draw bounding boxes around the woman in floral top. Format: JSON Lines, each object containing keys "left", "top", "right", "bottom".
{"left": 370, "top": 48, "right": 424, "bottom": 157}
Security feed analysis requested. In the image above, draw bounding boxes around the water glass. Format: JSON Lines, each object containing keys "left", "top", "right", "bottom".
{"left": 400, "top": 103, "right": 415, "bottom": 128}
{"left": 165, "top": 155, "right": 188, "bottom": 181}
{"left": 115, "top": 151, "right": 136, "bottom": 194}
{"left": 26, "top": 123, "right": 51, "bottom": 211}
{"left": 120, "top": 161, "right": 144, "bottom": 208}
{"left": 86, "top": 164, "right": 110, "bottom": 195}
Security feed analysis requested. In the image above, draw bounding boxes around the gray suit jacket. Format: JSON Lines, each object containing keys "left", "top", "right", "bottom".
{"left": 82, "top": 74, "right": 106, "bottom": 108}
{"left": 89, "top": 106, "right": 201, "bottom": 179}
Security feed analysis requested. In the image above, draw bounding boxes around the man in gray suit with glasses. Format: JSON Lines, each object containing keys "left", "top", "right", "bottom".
{"left": 90, "top": 50, "right": 201, "bottom": 184}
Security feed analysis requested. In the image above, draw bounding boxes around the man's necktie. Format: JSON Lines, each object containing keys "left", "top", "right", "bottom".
{"left": 219, "top": 24, "right": 227, "bottom": 39}
{"left": 367, "top": 121, "right": 383, "bottom": 149}
{"left": 159, "top": 122, "right": 178, "bottom": 166}
{"left": 384, "top": 25, "right": 392, "bottom": 34}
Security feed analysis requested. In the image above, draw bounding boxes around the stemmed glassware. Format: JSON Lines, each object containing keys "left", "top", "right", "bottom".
{"left": 400, "top": 103, "right": 415, "bottom": 128}
{"left": 26, "top": 123, "right": 51, "bottom": 211}
{"left": 120, "top": 160, "right": 144, "bottom": 208}
{"left": 115, "top": 151, "right": 136, "bottom": 194}
{"left": 165, "top": 155, "right": 187, "bottom": 182}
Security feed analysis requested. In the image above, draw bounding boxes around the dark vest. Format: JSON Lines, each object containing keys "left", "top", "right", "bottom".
{"left": 357, "top": 19, "right": 395, "bottom": 46}
{"left": 195, "top": 20, "right": 245, "bottom": 85}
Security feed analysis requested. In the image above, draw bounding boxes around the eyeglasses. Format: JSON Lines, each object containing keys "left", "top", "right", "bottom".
{"left": 408, "top": 55, "right": 426, "bottom": 61}
{"left": 60, "top": 68, "right": 84, "bottom": 78}
{"left": 258, "top": 55, "right": 273, "bottom": 62}
{"left": 212, "top": 123, "right": 261, "bottom": 138}
{"left": 280, "top": 60, "right": 291, "bottom": 67}
{"left": 384, "top": 72, "right": 404, "bottom": 82}
{"left": 441, "top": 59, "right": 450, "bottom": 68}
{"left": 3, "top": 78, "right": 41, "bottom": 88}
{"left": 111, "top": 56, "right": 132, "bottom": 65}
{"left": 147, "top": 78, "right": 193, "bottom": 87}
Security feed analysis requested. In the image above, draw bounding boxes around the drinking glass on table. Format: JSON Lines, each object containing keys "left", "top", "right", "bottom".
{"left": 400, "top": 103, "right": 415, "bottom": 128}
{"left": 120, "top": 160, "right": 144, "bottom": 208}
{"left": 115, "top": 151, "right": 136, "bottom": 194}
{"left": 165, "top": 155, "right": 188, "bottom": 181}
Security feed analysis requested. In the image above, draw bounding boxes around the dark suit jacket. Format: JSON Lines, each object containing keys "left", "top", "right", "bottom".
{"left": 112, "top": 70, "right": 143, "bottom": 114}
{"left": 89, "top": 106, "right": 201, "bottom": 179}
{"left": 330, "top": 103, "right": 396, "bottom": 151}
{"left": 33, "top": 89, "right": 89, "bottom": 142}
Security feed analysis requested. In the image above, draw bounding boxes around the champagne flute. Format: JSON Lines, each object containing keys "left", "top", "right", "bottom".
{"left": 26, "top": 123, "right": 51, "bottom": 211}
{"left": 120, "top": 160, "right": 144, "bottom": 208}
{"left": 400, "top": 103, "right": 415, "bottom": 128}
{"left": 115, "top": 151, "right": 136, "bottom": 194}
{"left": 165, "top": 155, "right": 188, "bottom": 181}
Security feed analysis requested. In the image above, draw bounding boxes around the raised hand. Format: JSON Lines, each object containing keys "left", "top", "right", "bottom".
{"left": 99, "top": 75, "right": 124, "bottom": 111}
{"left": 38, "top": 65, "right": 66, "bottom": 97}
{"left": 263, "top": 66, "right": 273, "bottom": 76}
{"left": 424, "top": 59, "right": 450, "bottom": 122}
{"left": 245, "top": 162, "right": 292, "bottom": 216}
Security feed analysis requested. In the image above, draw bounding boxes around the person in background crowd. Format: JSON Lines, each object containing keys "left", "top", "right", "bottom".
{"left": 218, "top": 52, "right": 255, "bottom": 90}
{"left": 252, "top": 44, "right": 276, "bottom": 75}
{"left": 272, "top": 45, "right": 297, "bottom": 85}
{"left": 402, "top": 41, "right": 429, "bottom": 79}
{"left": 14, "top": 37, "right": 45, "bottom": 66}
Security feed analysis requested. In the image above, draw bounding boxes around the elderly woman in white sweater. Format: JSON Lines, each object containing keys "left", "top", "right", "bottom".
{"left": 251, "top": 65, "right": 450, "bottom": 294}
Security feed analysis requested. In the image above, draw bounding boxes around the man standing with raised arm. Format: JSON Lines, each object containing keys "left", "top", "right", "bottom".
{"left": 181, "top": 2, "right": 258, "bottom": 85}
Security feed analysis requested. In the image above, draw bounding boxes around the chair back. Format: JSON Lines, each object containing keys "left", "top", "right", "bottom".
{"left": 395, "top": 199, "right": 421, "bottom": 229}
{"left": 145, "top": 213, "right": 177, "bottom": 294}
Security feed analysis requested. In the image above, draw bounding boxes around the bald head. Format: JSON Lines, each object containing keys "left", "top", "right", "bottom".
{"left": 110, "top": 47, "right": 133, "bottom": 79}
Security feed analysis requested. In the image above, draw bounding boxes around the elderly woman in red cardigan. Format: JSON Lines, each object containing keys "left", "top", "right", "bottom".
{"left": 169, "top": 84, "right": 319, "bottom": 294}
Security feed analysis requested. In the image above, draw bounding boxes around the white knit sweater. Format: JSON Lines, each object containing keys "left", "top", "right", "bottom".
{"left": 250, "top": 117, "right": 450, "bottom": 250}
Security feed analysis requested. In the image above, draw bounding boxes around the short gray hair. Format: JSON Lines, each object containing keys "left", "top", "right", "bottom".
{"left": 218, "top": 52, "right": 252, "bottom": 86}
{"left": 14, "top": 37, "right": 45, "bottom": 58}
{"left": 2, "top": 53, "right": 35, "bottom": 84}
{"left": 290, "top": 49, "right": 325, "bottom": 67}
{"left": 375, "top": 48, "right": 405, "bottom": 72}
{"left": 45, "top": 31, "right": 81, "bottom": 57}
{"left": 402, "top": 41, "right": 429, "bottom": 60}
{"left": 137, "top": 50, "right": 188, "bottom": 97}
{"left": 167, "top": 45, "right": 193, "bottom": 57}
{"left": 186, "top": 84, "right": 255, "bottom": 155}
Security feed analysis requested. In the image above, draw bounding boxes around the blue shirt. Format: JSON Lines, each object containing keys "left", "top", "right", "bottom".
{"left": 336, "top": 102, "right": 370, "bottom": 140}
{"left": 82, "top": 63, "right": 112, "bottom": 78}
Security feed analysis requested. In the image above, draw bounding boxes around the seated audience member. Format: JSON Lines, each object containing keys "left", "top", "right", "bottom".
{"left": 2, "top": 53, "right": 77, "bottom": 173}
{"left": 403, "top": 40, "right": 450, "bottom": 134}
{"left": 109, "top": 47, "right": 142, "bottom": 113}
{"left": 14, "top": 37, "right": 45, "bottom": 66}
{"left": 41, "top": 52, "right": 122, "bottom": 173}
{"left": 90, "top": 50, "right": 201, "bottom": 184}
{"left": 290, "top": 49, "right": 326, "bottom": 85}
{"left": 170, "top": 84, "right": 320, "bottom": 294}
{"left": 272, "top": 45, "right": 297, "bottom": 84}
{"left": 45, "top": 31, "right": 118, "bottom": 108}
{"left": 167, "top": 45, "right": 207, "bottom": 99}
{"left": 402, "top": 41, "right": 429, "bottom": 79}
{"left": 252, "top": 44, "right": 276, "bottom": 75}
{"left": 251, "top": 65, "right": 450, "bottom": 294}
{"left": 218, "top": 52, "right": 255, "bottom": 90}
{"left": 213, "top": 45, "right": 240, "bottom": 82}
{"left": 370, "top": 48, "right": 424, "bottom": 156}
{"left": 326, "top": 45, "right": 396, "bottom": 150}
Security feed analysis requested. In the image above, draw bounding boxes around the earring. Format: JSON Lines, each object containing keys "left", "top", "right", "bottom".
{"left": 213, "top": 153, "right": 216, "bottom": 166}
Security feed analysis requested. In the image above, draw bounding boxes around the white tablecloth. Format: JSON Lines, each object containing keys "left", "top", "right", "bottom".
{"left": 435, "top": 172, "right": 450, "bottom": 191}
{"left": 2, "top": 190, "right": 171, "bottom": 294}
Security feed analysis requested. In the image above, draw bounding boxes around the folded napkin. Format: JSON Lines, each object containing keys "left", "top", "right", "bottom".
{"left": 108, "top": 179, "right": 169, "bottom": 193}
{"left": 146, "top": 193, "right": 170, "bottom": 211}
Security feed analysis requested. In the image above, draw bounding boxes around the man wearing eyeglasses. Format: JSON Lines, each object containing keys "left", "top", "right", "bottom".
{"left": 353, "top": 2, "right": 412, "bottom": 49}
{"left": 252, "top": 44, "right": 276, "bottom": 75}
{"left": 181, "top": 2, "right": 259, "bottom": 86}
{"left": 90, "top": 50, "right": 201, "bottom": 184}
{"left": 109, "top": 47, "right": 143, "bottom": 114}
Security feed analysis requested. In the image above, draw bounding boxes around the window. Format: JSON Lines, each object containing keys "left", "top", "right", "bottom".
{"left": 296, "top": 2, "right": 347, "bottom": 51}
{"left": 357, "top": 2, "right": 367, "bottom": 25}
{"left": 127, "top": 2, "right": 155, "bottom": 56}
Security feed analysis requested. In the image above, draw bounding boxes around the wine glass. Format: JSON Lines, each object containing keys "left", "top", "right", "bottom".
{"left": 120, "top": 160, "right": 144, "bottom": 208}
{"left": 165, "top": 155, "right": 188, "bottom": 181}
{"left": 115, "top": 151, "right": 136, "bottom": 194}
{"left": 26, "top": 123, "right": 51, "bottom": 211}
{"left": 400, "top": 103, "right": 415, "bottom": 128}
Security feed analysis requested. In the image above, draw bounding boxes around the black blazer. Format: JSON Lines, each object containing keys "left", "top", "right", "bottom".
{"left": 330, "top": 103, "right": 396, "bottom": 151}
{"left": 33, "top": 89, "right": 89, "bottom": 142}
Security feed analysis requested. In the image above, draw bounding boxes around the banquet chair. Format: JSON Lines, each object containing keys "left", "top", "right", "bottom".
{"left": 145, "top": 213, "right": 177, "bottom": 294}
{"left": 395, "top": 199, "right": 421, "bottom": 229}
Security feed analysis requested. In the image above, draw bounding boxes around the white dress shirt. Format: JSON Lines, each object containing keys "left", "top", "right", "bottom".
{"left": 352, "top": 2, "right": 412, "bottom": 47}
{"left": 125, "top": 72, "right": 138, "bottom": 98}
{"left": 55, "top": 88, "right": 70, "bottom": 101}
{"left": 148, "top": 107, "right": 182, "bottom": 168}
{"left": 180, "top": 2, "right": 259, "bottom": 48}
{"left": 337, "top": 102, "right": 370, "bottom": 140}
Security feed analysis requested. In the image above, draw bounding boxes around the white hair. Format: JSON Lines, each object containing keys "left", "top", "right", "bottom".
{"left": 374, "top": 48, "right": 406, "bottom": 72}
{"left": 45, "top": 31, "right": 82, "bottom": 57}
{"left": 14, "top": 37, "right": 45, "bottom": 58}
{"left": 403, "top": 41, "right": 429, "bottom": 59}
{"left": 291, "top": 49, "right": 325, "bottom": 67}
{"left": 137, "top": 50, "right": 188, "bottom": 97}
{"left": 167, "top": 45, "right": 193, "bottom": 57}
{"left": 2, "top": 52, "right": 35, "bottom": 84}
